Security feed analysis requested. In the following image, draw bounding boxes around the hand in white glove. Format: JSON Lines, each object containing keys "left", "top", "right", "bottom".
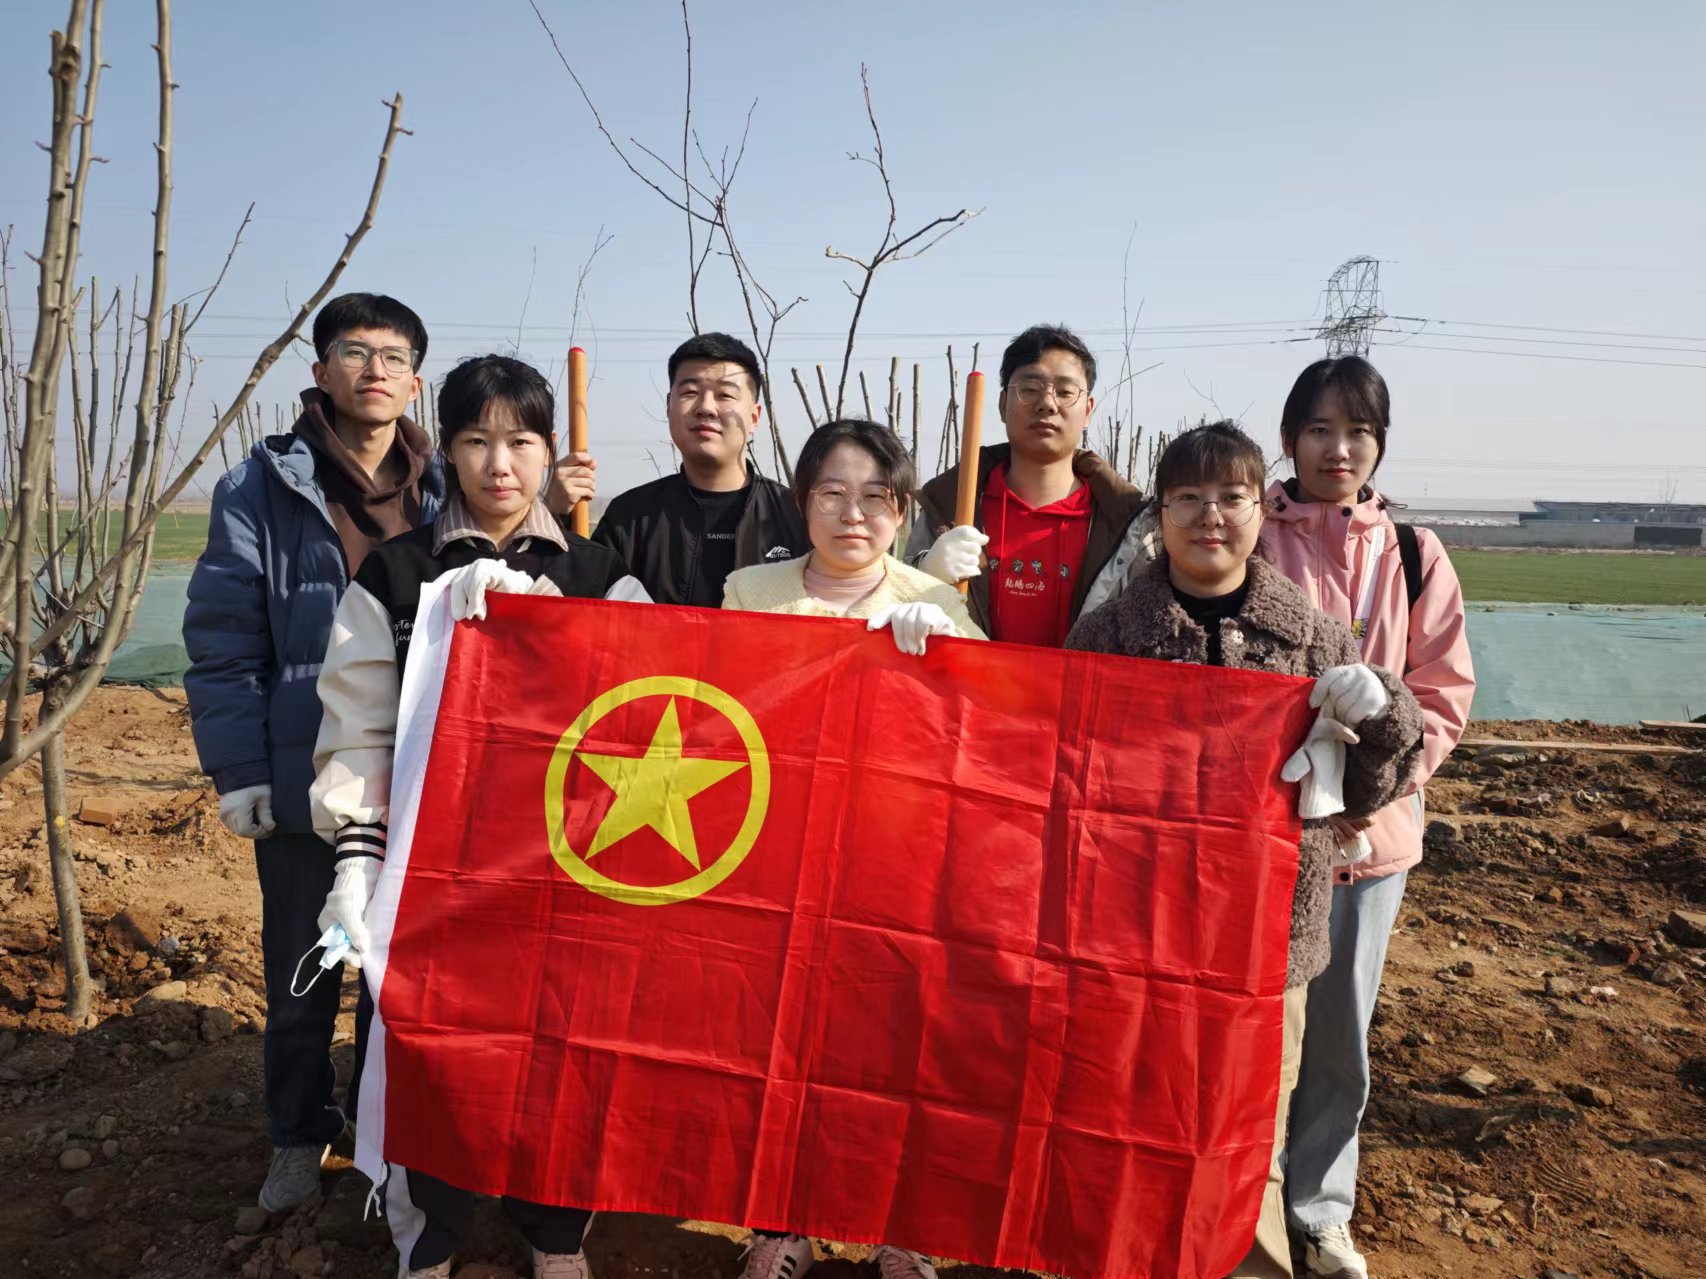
{"left": 867, "top": 602, "right": 957, "bottom": 656}
{"left": 217, "top": 783, "right": 275, "bottom": 840}
{"left": 1327, "top": 814, "right": 1375, "bottom": 865}
{"left": 1310, "top": 664, "right": 1390, "bottom": 728}
{"left": 1281, "top": 712, "right": 1360, "bottom": 820}
{"left": 316, "top": 856, "right": 383, "bottom": 969}
{"left": 449, "top": 558, "right": 535, "bottom": 622}
{"left": 919, "top": 525, "right": 989, "bottom": 586}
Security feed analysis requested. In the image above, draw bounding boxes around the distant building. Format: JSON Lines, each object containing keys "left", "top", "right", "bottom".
{"left": 1414, "top": 498, "right": 1705, "bottom": 550}
{"left": 1524, "top": 500, "right": 1706, "bottom": 527}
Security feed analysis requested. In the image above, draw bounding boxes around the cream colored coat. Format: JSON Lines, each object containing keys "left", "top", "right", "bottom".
{"left": 722, "top": 554, "right": 987, "bottom": 640}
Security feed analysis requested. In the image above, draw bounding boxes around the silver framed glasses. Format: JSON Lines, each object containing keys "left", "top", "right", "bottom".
{"left": 1161, "top": 493, "right": 1261, "bottom": 527}
{"left": 1009, "top": 378, "right": 1085, "bottom": 408}
{"left": 328, "top": 339, "right": 416, "bottom": 377}
{"left": 810, "top": 485, "right": 897, "bottom": 519}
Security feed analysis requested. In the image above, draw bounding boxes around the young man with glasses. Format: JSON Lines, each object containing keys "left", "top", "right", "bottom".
{"left": 590, "top": 332, "right": 810, "bottom": 605}
{"left": 183, "top": 293, "right": 444, "bottom": 1214}
{"left": 907, "top": 324, "right": 1157, "bottom": 646}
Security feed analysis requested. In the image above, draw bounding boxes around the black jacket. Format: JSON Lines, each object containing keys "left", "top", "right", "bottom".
{"left": 353, "top": 517, "right": 630, "bottom": 676}
{"left": 310, "top": 508, "right": 635, "bottom": 854}
{"left": 593, "top": 470, "right": 809, "bottom": 607}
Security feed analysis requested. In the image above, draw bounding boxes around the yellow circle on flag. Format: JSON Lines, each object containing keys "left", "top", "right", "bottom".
{"left": 544, "top": 676, "right": 770, "bottom": 905}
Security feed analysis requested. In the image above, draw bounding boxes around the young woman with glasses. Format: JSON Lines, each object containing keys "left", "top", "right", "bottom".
{"left": 722, "top": 419, "right": 984, "bottom": 656}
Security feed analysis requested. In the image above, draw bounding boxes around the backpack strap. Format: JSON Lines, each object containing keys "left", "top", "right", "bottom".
{"left": 1394, "top": 522, "right": 1423, "bottom": 613}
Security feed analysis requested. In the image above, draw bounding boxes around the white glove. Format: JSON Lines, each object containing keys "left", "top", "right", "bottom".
{"left": 449, "top": 558, "right": 535, "bottom": 621}
{"left": 1327, "top": 815, "right": 1375, "bottom": 865}
{"left": 1281, "top": 712, "right": 1359, "bottom": 820}
{"left": 316, "top": 856, "right": 382, "bottom": 969}
{"left": 919, "top": 525, "right": 989, "bottom": 586}
{"left": 866, "top": 602, "right": 957, "bottom": 656}
{"left": 217, "top": 783, "right": 275, "bottom": 840}
{"left": 1310, "top": 664, "right": 1390, "bottom": 728}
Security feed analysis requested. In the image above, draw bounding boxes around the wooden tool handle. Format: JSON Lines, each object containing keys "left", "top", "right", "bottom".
{"left": 568, "top": 346, "right": 590, "bottom": 538}
{"left": 953, "top": 372, "right": 985, "bottom": 595}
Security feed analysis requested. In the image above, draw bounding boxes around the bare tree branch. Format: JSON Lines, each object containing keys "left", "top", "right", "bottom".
{"left": 514, "top": 243, "right": 537, "bottom": 353}
{"left": 527, "top": 0, "right": 716, "bottom": 225}
{"left": 826, "top": 65, "right": 979, "bottom": 416}
{"left": 180, "top": 199, "right": 251, "bottom": 335}
{"left": 567, "top": 225, "right": 613, "bottom": 352}
{"left": 7, "top": 92, "right": 411, "bottom": 764}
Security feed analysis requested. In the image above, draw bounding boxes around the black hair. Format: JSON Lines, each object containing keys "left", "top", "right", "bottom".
{"left": 1154, "top": 420, "right": 1267, "bottom": 496}
{"left": 436, "top": 355, "right": 557, "bottom": 457}
{"left": 1279, "top": 356, "right": 1391, "bottom": 467}
{"left": 312, "top": 293, "right": 428, "bottom": 368}
{"left": 667, "top": 332, "right": 764, "bottom": 398}
{"left": 999, "top": 323, "right": 1097, "bottom": 392}
{"left": 791, "top": 419, "right": 916, "bottom": 518}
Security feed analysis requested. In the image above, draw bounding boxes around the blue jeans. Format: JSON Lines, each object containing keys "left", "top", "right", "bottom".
{"left": 1284, "top": 870, "right": 1408, "bottom": 1232}
{"left": 256, "top": 832, "right": 359, "bottom": 1148}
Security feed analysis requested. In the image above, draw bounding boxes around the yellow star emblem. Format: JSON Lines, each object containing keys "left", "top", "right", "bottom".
{"left": 576, "top": 698, "right": 746, "bottom": 869}
{"left": 545, "top": 676, "right": 771, "bottom": 907}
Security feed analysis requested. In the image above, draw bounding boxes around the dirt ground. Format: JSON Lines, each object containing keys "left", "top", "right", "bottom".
{"left": 3, "top": 689, "right": 1704, "bottom": 1279}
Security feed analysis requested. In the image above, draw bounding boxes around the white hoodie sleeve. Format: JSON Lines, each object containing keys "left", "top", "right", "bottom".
{"left": 310, "top": 581, "right": 400, "bottom": 856}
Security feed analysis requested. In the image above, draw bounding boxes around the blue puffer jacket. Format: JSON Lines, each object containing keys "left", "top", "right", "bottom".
{"left": 183, "top": 433, "right": 445, "bottom": 836}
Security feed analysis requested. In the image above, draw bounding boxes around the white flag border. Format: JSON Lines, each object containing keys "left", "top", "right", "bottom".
{"left": 353, "top": 573, "right": 458, "bottom": 1186}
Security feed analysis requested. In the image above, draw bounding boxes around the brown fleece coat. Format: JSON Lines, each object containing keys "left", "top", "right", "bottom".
{"left": 910, "top": 443, "right": 1147, "bottom": 636}
{"left": 1064, "top": 556, "right": 1425, "bottom": 987}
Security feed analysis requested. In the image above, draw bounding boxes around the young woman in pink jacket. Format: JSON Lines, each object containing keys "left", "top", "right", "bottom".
{"left": 1259, "top": 357, "right": 1475, "bottom": 1279}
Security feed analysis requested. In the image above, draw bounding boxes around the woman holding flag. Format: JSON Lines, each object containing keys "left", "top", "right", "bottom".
{"left": 721, "top": 416, "right": 984, "bottom": 1279}
{"left": 309, "top": 353, "right": 647, "bottom": 1279}
{"left": 1065, "top": 420, "right": 1425, "bottom": 1279}
{"left": 723, "top": 417, "right": 985, "bottom": 651}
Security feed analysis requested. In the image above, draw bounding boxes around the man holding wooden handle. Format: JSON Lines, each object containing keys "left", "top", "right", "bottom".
{"left": 907, "top": 323, "right": 1158, "bottom": 645}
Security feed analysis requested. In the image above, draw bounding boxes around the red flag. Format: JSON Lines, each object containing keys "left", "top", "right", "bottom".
{"left": 363, "top": 591, "right": 1313, "bottom": 1279}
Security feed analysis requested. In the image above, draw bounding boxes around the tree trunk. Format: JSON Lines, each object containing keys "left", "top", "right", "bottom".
{"left": 40, "top": 686, "right": 93, "bottom": 1024}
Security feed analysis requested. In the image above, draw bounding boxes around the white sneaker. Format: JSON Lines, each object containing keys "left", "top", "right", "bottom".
{"left": 738, "top": 1233, "right": 814, "bottom": 1279}
{"left": 405, "top": 1263, "right": 453, "bottom": 1279}
{"left": 1301, "top": 1223, "right": 1369, "bottom": 1279}
{"left": 533, "top": 1246, "right": 593, "bottom": 1279}
{"left": 868, "top": 1245, "right": 938, "bottom": 1279}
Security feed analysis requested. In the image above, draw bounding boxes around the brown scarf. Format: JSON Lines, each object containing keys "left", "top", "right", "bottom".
{"left": 292, "top": 388, "right": 431, "bottom": 576}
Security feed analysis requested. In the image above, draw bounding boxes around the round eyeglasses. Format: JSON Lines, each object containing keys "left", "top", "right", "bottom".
{"left": 810, "top": 485, "right": 898, "bottom": 519}
{"left": 1161, "top": 494, "right": 1261, "bottom": 527}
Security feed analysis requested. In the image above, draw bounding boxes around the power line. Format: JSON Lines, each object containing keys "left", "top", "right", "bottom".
{"left": 1373, "top": 327, "right": 1706, "bottom": 357}
{"left": 1388, "top": 315, "right": 1706, "bottom": 344}
{"left": 1386, "top": 341, "right": 1706, "bottom": 371}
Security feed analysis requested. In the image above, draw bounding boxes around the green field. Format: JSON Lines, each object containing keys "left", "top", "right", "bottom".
{"left": 15, "top": 511, "right": 216, "bottom": 564}
{"left": 1447, "top": 549, "right": 1706, "bottom": 606}
{"left": 31, "top": 512, "right": 1706, "bottom": 606}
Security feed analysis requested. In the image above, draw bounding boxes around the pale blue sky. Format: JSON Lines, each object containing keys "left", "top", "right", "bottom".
{"left": 4, "top": 0, "right": 1703, "bottom": 501}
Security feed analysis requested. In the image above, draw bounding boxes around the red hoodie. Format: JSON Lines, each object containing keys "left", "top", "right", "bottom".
{"left": 981, "top": 463, "right": 1093, "bottom": 647}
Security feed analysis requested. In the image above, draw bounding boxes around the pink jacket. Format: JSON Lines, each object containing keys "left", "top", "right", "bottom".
{"left": 1259, "top": 480, "right": 1476, "bottom": 884}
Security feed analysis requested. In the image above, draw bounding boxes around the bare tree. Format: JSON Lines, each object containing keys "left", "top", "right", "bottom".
{"left": 826, "top": 65, "right": 978, "bottom": 419}
{"left": 1, "top": 0, "right": 409, "bottom": 1021}
{"left": 527, "top": 3, "right": 976, "bottom": 482}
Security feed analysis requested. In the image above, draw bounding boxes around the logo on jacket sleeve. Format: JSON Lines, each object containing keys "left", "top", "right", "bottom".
{"left": 764, "top": 545, "right": 792, "bottom": 561}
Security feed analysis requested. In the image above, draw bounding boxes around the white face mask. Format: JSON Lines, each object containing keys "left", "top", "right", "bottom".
{"left": 290, "top": 925, "right": 356, "bottom": 997}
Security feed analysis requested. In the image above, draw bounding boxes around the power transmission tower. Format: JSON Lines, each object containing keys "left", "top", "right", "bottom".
{"left": 1318, "top": 256, "right": 1384, "bottom": 357}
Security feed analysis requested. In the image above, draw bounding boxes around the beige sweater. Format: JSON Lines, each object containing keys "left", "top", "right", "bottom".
{"left": 722, "top": 554, "right": 987, "bottom": 640}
